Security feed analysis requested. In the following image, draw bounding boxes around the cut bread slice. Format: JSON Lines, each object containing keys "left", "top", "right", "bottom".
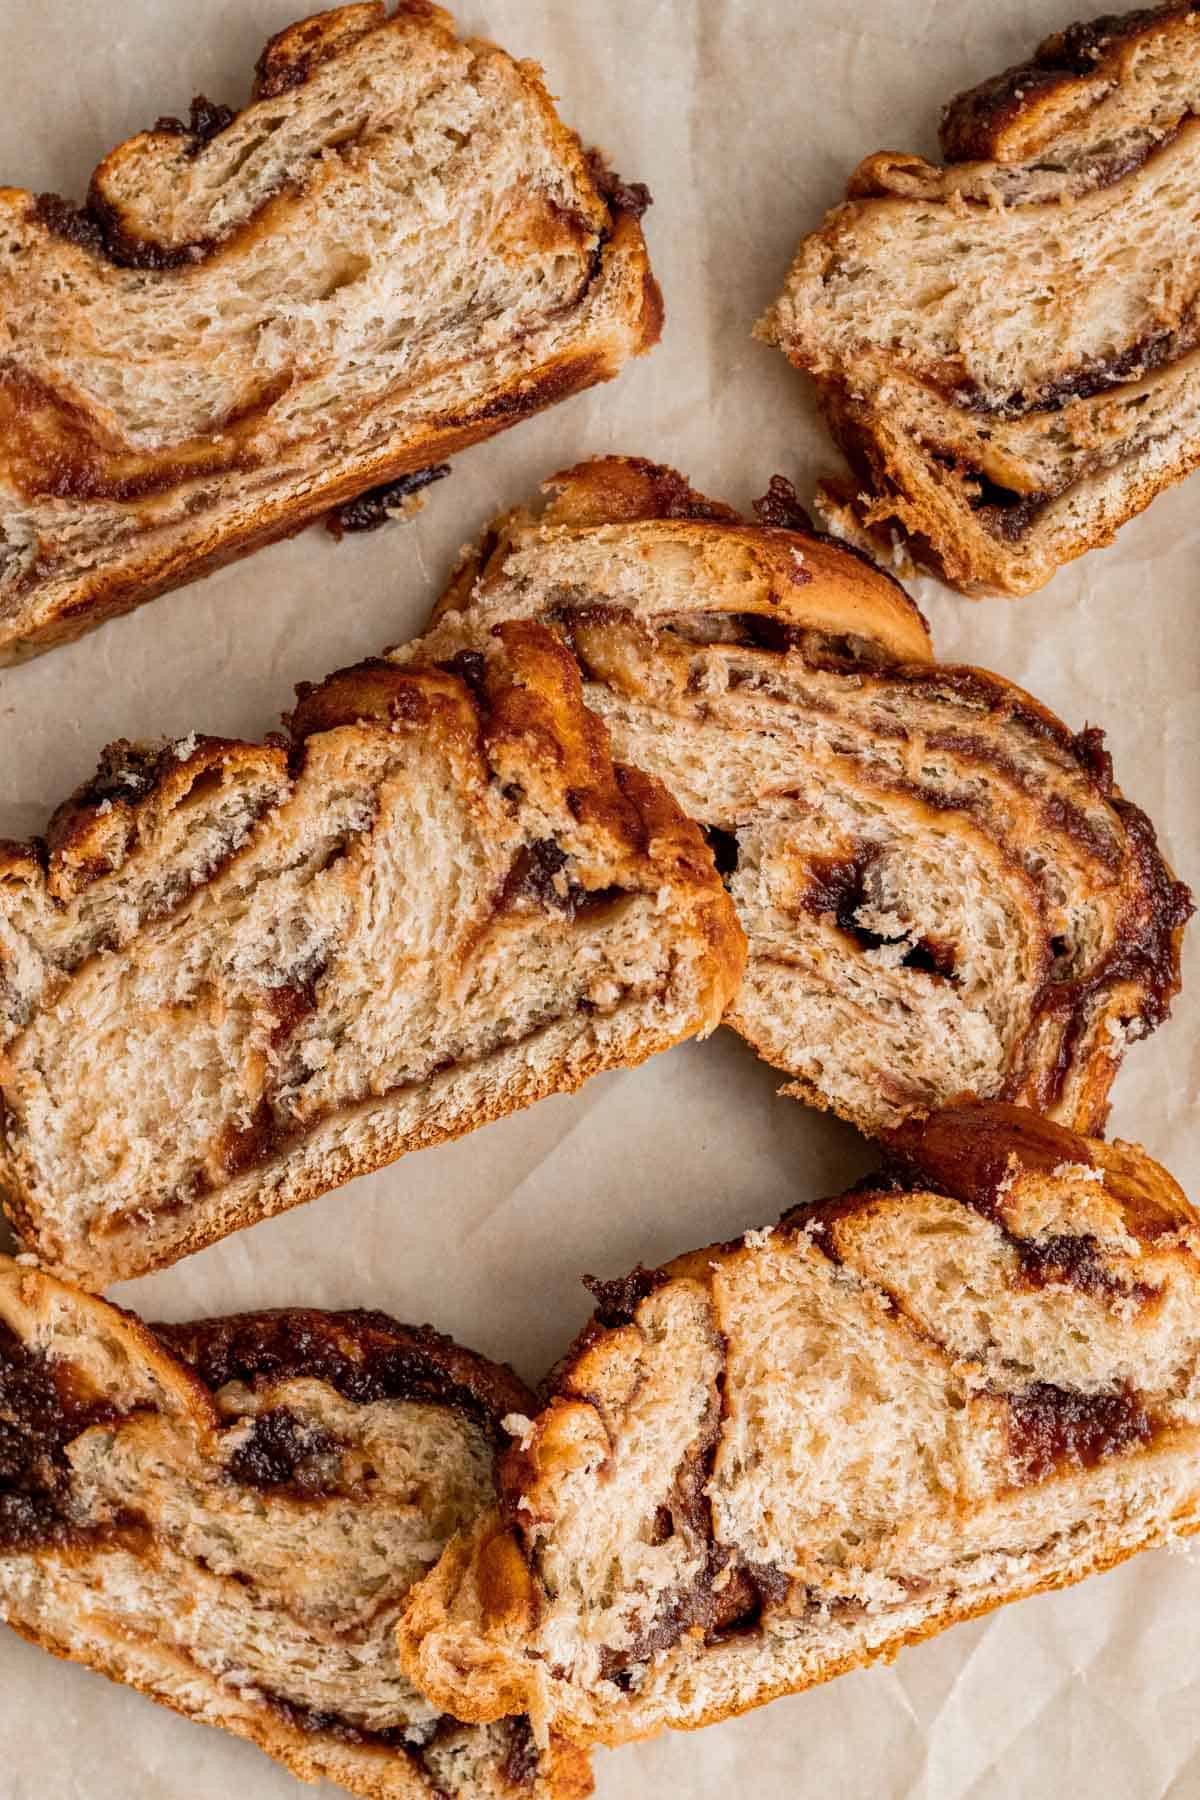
{"left": 759, "top": 2, "right": 1200, "bottom": 593}
{"left": 0, "top": 0, "right": 661, "bottom": 664}
{"left": 0, "top": 620, "right": 743, "bottom": 1287}
{"left": 396, "top": 1103, "right": 1200, "bottom": 1747}
{"left": 411, "top": 455, "right": 1190, "bottom": 1139}
{"left": 0, "top": 1261, "right": 591, "bottom": 1797}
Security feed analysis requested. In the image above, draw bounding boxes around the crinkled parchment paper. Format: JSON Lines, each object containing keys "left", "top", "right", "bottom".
{"left": 0, "top": 2, "right": 1196, "bottom": 1794}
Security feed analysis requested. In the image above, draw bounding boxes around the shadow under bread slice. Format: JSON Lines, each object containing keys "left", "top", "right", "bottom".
{"left": 397, "top": 1102, "right": 1200, "bottom": 1746}
{"left": 411, "top": 454, "right": 1191, "bottom": 1139}
{"left": 0, "top": 621, "right": 744, "bottom": 1288}
{"left": 0, "top": 1261, "right": 590, "bottom": 1797}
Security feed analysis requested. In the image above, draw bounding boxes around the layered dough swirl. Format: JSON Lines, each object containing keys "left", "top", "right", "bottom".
{"left": 0, "top": 1264, "right": 591, "bottom": 1797}
{"left": 0, "top": 1, "right": 660, "bottom": 661}
{"left": 761, "top": 2, "right": 1200, "bottom": 593}
{"left": 417, "top": 454, "right": 1190, "bottom": 1136}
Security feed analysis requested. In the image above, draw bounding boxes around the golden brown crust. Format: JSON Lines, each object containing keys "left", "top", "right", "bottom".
{"left": 882, "top": 1100, "right": 1197, "bottom": 1244}
{"left": 155, "top": 1306, "right": 536, "bottom": 1436}
{"left": 42, "top": 737, "right": 290, "bottom": 903}
{"left": 534, "top": 457, "right": 934, "bottom": 663}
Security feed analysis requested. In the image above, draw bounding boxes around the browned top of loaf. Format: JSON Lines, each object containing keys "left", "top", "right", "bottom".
{"left": 28, "top": 1, "right": 614, "bottom": 275}
{"left": 564, "top": 1103, "right": 1198, "bottom": 1346}
{"left": 498, "top": 457, "right": 936, "bottom": 666}
{"left": 940, "top": 2, "right": 1200, "bottom": 163}
{"left": 883, "top": 1101, "right": 1193, "bottom": 1236}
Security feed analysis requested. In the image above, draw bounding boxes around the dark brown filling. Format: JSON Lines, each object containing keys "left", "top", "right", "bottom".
{"left": 259, "top": 1688, "right": 543, "bottom": 1784}
{"left": 498, "top": 1715, "right": 542, "bottom": 1788}
{"left": 1015, "top": 798, "right": 1192, "bottom": 1115}
{"left": 257, "top": 1685, "right": 432, "bottom": 1752}
{"left": 954, "top": 313, "right": 1200, "bottom": 419}
{"left": 582, "top": 1266, "right": 672, "bottom": 1329}
{"left": 155, "top": 1309, "right": 532, "bottom": 1442}
{"left": 1005, "top": 1381, "right": 1156, "bottom": 1484}
{"left": 966, "top": 475, "right": 1053, "bottom": 540}
{"left": 1008, "top": 1230, "right": 1158, "bottom": 1309}
{"left": 751, "top": 472, "right": 922, "bottom": 612}
{"left": 583, "top": 149, "right": 654, "bottom": 222}
{"left": 706, "top": 1558, "right": 793, "bottom": 1641}
{"left": 703, "top": 826, "right": 740, "bottom": 879}
{"left": 499, "top": 836, "right": 627, "bottom": 922}
{"left": 663, "top": 610, "right": 894, "bottom": 672}
{"left": 225, "top": 1406, "right": 343, "bottom": 1496}
{"left": 436, "top": 648, "right": 488, "bottom": 703}
{"left": 0, "top": 1322, "right": 127, "bottom": 1550}
{"left": 800, "top": 849, "right": 959, "bottom": 980}
{"left": 153, "top": 94, "right": 236, "bottom": 149}
{"left": 325, "top": 464, "right": 451, "bottom": 537}
{"left": 930, "top": 451, "right": 1052, "bottom": 540}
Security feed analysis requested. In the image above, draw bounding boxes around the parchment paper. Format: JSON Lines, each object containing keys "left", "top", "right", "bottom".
{"left": 0, "top": 2, "right": 1197, "bottom": 1794}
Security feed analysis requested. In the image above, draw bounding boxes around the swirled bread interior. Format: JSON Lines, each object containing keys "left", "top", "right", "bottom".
{"left": 0, "top": 0, "right": 660, "bottom": 662}
{"left": 0, "top": 620, "right": 743, "bottom": 1286}
{"left": 759, "top": 2, "right": 1200, "bottom": 593}
{"left": 0, "top": 1264, "right": 591, "bottom": 1797}
{"left": 397, "top": 1104, "right": 1200, "bottom": 1746}
{"left": 412, "top": 454, "right": 1189, "bottom": 1138}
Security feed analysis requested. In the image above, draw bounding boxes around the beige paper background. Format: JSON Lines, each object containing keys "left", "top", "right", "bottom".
{"left": 0, "top": 1, "right": 1197, "bottom": 1793}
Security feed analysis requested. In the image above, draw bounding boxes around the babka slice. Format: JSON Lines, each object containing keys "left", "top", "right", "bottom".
{"left": 760, "top": 2, "right": 1200, "bottom": 593}
{"left": 398, "top": 1104, "right": 1200, "bottom": 1746}
{"left": 0, "top": 620, "right": 743, "bottom": 1286}
{"left": 412, "top": 455, "right": 1190, "bottom": 1138}
{"left": 0, "top": 1, "right": 660, "bottom": 662}
{"left": 0, "top": 1262, "right": 591, "bottom": 1796}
